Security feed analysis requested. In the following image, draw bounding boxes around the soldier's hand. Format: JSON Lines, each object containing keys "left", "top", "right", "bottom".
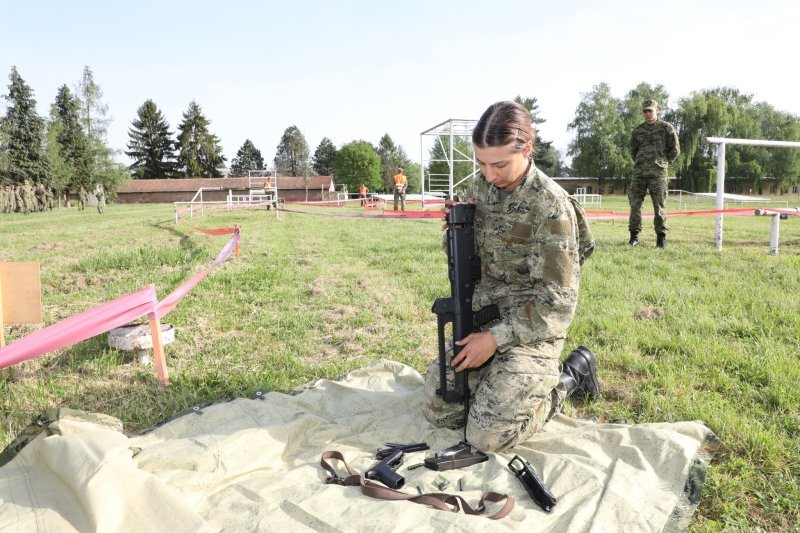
{"left": 451, "top": 331, "right": 497, "bottom": 371}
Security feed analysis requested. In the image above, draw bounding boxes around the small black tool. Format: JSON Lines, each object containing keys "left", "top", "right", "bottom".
{"left": 376, "top": 442, "right": 429, "bottom": 460}
{"left": 423, "top": 441, "right": 488, "bottom": 471}
{"left": 508, "top": 455, "right": 556, "bottom": 512}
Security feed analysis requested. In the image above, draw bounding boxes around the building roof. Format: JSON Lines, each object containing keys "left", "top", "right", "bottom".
{"left": 117, "top": 176, "right": 333, "bottom": 193}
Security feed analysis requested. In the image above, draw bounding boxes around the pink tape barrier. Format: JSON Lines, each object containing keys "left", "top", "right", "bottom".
{"left": 0, "top": 286, "right": 157, "bottom": 369}
{"left": 0, "top": 228, "right": 240, "bottom": 370}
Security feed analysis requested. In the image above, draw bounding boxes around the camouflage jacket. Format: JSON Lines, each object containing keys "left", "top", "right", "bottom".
{"left": 631, "top": 120, "right": 680, "bottom": 178}
{"left": 465, "top": 164, "right": 587, "bottom": 353}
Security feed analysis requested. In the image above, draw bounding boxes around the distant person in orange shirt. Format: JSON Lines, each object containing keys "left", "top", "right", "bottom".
{"left": 393, "top": 168, "right": 407, "bottom": 211}
{"left": 359, "top": 183, "right": 369, "bottom": 206}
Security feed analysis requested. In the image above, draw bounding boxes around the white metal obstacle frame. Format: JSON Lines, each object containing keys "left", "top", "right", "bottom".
{"left": 573, "top": 187, "right": 602, "bottom": 207}
{"left": 420, "top": 119, "right": 479, "bottom": 206}
{"left": 174, "top": 175, "right": 280, "bottom": 224}
{"left": 704, "top": 137, "right": 800, "bottom": 252}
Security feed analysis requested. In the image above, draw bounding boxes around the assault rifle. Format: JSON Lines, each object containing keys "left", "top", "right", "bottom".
{"left": 427, "top": 202, "right": 500, "bottom": 471}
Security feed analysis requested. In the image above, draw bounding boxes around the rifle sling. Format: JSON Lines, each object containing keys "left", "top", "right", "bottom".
{"left": 320, "top": 450, "right": 514, "bottom": 520}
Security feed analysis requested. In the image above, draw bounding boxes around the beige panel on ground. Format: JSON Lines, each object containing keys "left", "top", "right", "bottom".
{"left": 0, "top": 360, "right": 719, "bottom": 532}
{"left": 0, "top": 262, "right": 42, "bottom": 324}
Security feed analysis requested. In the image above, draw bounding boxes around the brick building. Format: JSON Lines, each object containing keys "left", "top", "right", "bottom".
{"left": 110, "top": 176, "right": 335, "bottom": 204}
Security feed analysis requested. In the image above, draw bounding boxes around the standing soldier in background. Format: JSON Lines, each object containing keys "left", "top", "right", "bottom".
{"left": 35, "top": 184, "right": 46, "bottom": 212}
{"left": 22, "top": 180, "right": 35, "bottom": 213}
{"left": 14, "top": 185, "right": 25, "bottom": 213}
{"left": 628, "top": 99, "right": 680, "bottom": 249}
{"left": 393, "top": 168, "right": 407, "bottom": 211}
{"left": 78, "top": 187, "right": 87, "bottom": 210}
{"left": 45, "top": 186, "right": 55, "bottom": 210}
{"left": 95, "top": 184, "right": 106, "bottom": 214}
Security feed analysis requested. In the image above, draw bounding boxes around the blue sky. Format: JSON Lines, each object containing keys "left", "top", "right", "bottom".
{"left": 2, "top": 0, "right": 799, "bottom": 168}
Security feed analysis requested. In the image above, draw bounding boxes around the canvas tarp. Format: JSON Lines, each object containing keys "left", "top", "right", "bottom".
{"left": 0, "top": 359, "right": 719, "bottom": 532}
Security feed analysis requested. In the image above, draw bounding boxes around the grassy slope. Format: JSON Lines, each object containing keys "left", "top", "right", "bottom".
{"left": 0, "top": 198, "right": 798, "bottom": 530}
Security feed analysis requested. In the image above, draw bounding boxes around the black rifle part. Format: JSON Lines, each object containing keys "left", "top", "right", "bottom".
{"left": 423, "top": 441, "right": 488, "bottom": 471}
{"left": 431, "top": 203, "right": 500, "bottom": 408}
{"left": 376, "top": 442, "right": 430, "bottom": 460}
{"left": 508, "top": 454, "right": 557, "bottom": 512}
{"left": 365, "top": 449, "right": 405, "bottom": 489}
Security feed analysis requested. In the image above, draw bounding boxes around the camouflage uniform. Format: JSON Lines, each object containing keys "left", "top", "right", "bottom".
{"left": 45, "top": 187, "right": 55, "bottom": 210}
{"left": 95, "top": 186, "right": 106, "bottom": 213}
{"left": 14, "top": 186, "right": 25, "bottom": 213}
{"left": 423, "top": 163, "right": 591, "bottom": 452}
{"left": 21, "top": 181, "right": 35, "bottom": 214}
{"left": 78, "top": 187, "right": 87, "bottom": 210}
{"left": 34, "top": 184, "right": 46, "bottom": 211}
{"left": 629, "top": 110, "right": 680, "bottom": 235}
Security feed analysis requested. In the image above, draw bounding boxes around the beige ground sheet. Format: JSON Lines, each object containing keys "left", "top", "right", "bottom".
{"left": 0, "top": 359, "right": 719, "bottom": 532}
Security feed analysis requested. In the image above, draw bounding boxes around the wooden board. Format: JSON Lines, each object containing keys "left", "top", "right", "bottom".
{"left": 0, "top": 262, "right": 42, "bottom": 324}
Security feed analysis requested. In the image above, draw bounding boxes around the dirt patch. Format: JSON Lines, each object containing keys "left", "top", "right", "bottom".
{"left": 634, "top": 306, "right": 664, "bottom": 320}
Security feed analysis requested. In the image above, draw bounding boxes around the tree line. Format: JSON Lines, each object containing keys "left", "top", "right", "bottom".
{"left": 567, "top": 82, "right": 800, "bottom": 192}
{"left": 0, "top": 66, "right": 128, "bottom": 198}
{"left": 4, "top": 66, "right": 799, "bottom": 198}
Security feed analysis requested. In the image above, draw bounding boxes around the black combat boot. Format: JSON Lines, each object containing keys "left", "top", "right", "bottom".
{"left": 559, "top": 346, "right": 600, "bottom": 400}
{"left": 628, "top": 232, "right": 639, "bottom": 246}
{"left": 656, "top": 233, "right": 666, "bottom": 249}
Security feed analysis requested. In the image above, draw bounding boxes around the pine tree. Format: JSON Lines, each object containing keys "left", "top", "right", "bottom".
{"left": 126, "top": 100, "right": 177, "bottom": 179}
{"left": 176, "top": 101, "right": 226, "bottom": 177}
{"left": 514, "top": 95, "right": 561, "bottom": 176}
{"left": 49, "top": 85, "right": 91, "bottom": 192}
{"left": 230, "top": 139, "right": 264, "bottom": 177}
{"left": 0, "top": 66, "right": 49, "bottom": 183}
{"left": 311, "top": 137, "right": 337, "bottom": 176}
{"left": 274, "top": 125, "right": 309, "bottom": 176}
{"left": 375, "top": 133, "right": 412, "bottom": 191}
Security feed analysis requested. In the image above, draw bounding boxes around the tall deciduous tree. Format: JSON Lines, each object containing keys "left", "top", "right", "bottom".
{"left": 514, "top": 95, "right": 561, "bottom": 176}
{"left": 176, "top": 101, "right": 226, "bottom": 177}
{"left": 274, "top": 125, "right": 309, "bottom": 177}
{"left": 230, "top": 139, "right": 265, "bottom": 177}
{"left": 126, "top": 100, "right": 177, "bottom": 179}
{"left": 74, "top": 66, "right": 129, "bottom": 193}
{"left": 567, "top": 83, "right": 629, "bottom": 190}
{"left": 312, "top": 137, "right": 337, "bottom": 176}
{"left": 0, "top": 66, "right": 49, "bottom": 184}
{"left": 334, "top": 141, "right": 381, "bottom": 194}
{"left": 48, "top": 85, "right": 91, "bottom": 193}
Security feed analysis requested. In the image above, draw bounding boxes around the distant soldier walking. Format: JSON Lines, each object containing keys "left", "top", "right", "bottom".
{"left": 628, "top": 99, "right": 680, "bottom": 248}
{"left": 393, "top": 168, "right": 407, "bottom": 211}
{"left": 78, "top": 187, "right": 88, "bottom": 210}
{"left": 95, "top": 184, "right": 106, "bottom": 214}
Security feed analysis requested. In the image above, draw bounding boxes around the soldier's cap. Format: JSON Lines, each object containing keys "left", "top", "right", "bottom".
{"left": 642, "top": 99, "right": 658, "bottom": 111}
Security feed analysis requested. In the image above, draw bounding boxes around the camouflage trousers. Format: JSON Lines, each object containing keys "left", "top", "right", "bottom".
{"left": 422, "top": 339, "right": 567, "bottom": 452}
{"left": 628, "top": 176, "right": 669, "bottom": 234}
{"left": 393, "top": 188, "right": 406, "bottom": 211}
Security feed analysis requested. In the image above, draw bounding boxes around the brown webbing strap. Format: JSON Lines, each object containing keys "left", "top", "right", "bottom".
{"left": 320, "top": 450, "right": 514, "bottom": 520}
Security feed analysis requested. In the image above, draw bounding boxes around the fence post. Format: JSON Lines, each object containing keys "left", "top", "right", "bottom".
{"left": 148, "top": 312, "right": 169, "bottom": 385}
{"left": 769, "top": 214, "right": 780, "bottom": 256}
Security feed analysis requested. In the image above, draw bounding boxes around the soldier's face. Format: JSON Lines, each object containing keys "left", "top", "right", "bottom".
{"left": 474, "top": 141, "right": 532, "bottom": 191}
{"left": 643, "top": 108, "right": 658, "bottom": 124}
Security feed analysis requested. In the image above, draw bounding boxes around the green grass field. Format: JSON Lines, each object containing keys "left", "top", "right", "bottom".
{"left": 1, "top": 196, "right": 799, "bottom": 531}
